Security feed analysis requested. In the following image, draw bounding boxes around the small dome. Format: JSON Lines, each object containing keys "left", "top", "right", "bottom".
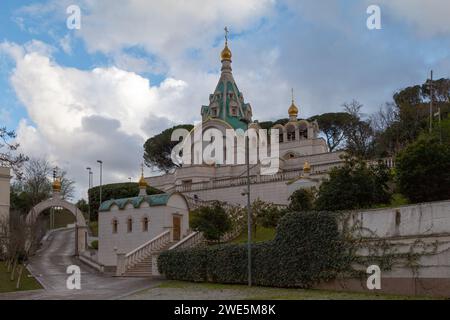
{"left": 288, "top": 102, "right": 298, "bottom": 117}
{"left": 52, "top": 178, "right": 61, "bottom": 192}
{"left": 221, "top": 44, "right": 232, "bottom": 61}
{"left": 138, "top": 175, "right": 148, "bottom": 188}
{"left": 303, "top": 161, "right": 311, "bottom": 173}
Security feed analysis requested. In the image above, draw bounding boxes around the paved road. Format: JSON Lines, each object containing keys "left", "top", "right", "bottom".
{"left": 0, "top": 228, "right": 160, "bottom": 300}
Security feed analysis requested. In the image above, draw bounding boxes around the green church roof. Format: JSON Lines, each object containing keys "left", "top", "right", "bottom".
{"left": 200, "top": 41, "right": 252, "bottom": 130}
{"left": 99, "top": 193, "right": 171, "bottom": 212}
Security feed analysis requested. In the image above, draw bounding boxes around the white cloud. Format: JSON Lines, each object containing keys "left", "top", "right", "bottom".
{"left": 77, "top": 0, "right": 274, "bottom": 58}
{"left": 376, "top": 0, "right": 450, "bottom": 37}
{"left": 1, "top": 41, "right": 196, "bottom": 198}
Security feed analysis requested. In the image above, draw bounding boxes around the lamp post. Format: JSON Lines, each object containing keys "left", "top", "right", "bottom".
{"left": 97, "top": 160, "right": 103, "bottom": 207}
{"left": 240, "top": 117, "right": 252, "bottom": 287}
{"left": 86, "top": 167, "right": 92, "bottom": 229}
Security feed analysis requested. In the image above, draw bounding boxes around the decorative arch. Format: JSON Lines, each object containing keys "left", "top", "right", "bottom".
{"left": 26, "top": 192, "right": 87, "bottom": 255}
{"left": 27, "top": 197, "right": 86, "bottom": 227}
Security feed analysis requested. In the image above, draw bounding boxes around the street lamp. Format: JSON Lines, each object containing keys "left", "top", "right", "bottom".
{"left": 240, "top": 117, "right": 252, "bottom": 287}
{"left": 86, "top": 167, "right": 92, "bottom": 229}
{"left": 97, "top": 160, "right": 103, "bottom": 207}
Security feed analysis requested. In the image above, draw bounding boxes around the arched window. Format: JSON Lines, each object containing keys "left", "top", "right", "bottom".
{"left": 112, "top": 219, "right": 118, "bottom": 234}
{"left": 287, "top": 125, "right": 296, "bottom": 141}
{"left": 127, "top": 217, "right": 133, "bottom": 233}
{"left": 278, "top": 127, "right": 284, "bottom": 143}
{"left": 142, "top": 217, "right": 149, "bottom": 232}
{"left": 299, "top": 122, "right": 308, "bottom": 139}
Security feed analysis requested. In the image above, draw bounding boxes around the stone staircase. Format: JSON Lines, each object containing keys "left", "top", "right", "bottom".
{"left": 122, "top": 241, "right": 176, "bottom": 277}
{"left": 117, "top": 228, "right": 205, "bottom": 278}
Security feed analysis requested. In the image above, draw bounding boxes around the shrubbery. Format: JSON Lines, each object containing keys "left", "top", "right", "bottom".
{"left": 315, "top": 159, "right": 391, "bottom": 211}
{"left": 190, "top": 202, "right": 232, "bottom": 241}
{"left": 396, "top": 135, "right": 450, "bottom": 203}
{"left": 158, "top": 211, "right": 349, "bottom": 288}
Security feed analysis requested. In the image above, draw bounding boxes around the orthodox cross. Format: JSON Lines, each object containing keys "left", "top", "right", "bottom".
{"left": 224, "top": 26, "right": 229, "bottom": 44}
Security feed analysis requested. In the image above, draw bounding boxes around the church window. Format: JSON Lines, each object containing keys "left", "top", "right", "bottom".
{"left": 287, "top": 125, "right": 296, "bottom": 141}
{"left": 211, "top": 107, "right": 218, "bottom": 117}
{"left": 231, "top": 106, "right": 238, "bottom": 116}
{"left": 127, "top": 217, "right": 133, "bottom": 233}
{"left": 142, "top": 217, "right": 149, "bottom": 232}
{"left": 278, "top": 128, "right": 284, "bottom": 143}
{"left": 112, "top": 219, "right": 118, "bottom": 234}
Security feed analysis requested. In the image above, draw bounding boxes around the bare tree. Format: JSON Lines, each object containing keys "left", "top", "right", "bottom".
{"left": 1, "top": 210, "right": 44, "bottom": 289}
{"left": 0, "top": 127, "right": 28, "bottom": 179}
{"left": 14, "top": 158, "right": 77, "bottom": 212}
{"left": 342, "top": 100, "right": 376, "bottom": 159}
{"left": 370, "top": 103, "right": 398, "bottom": 133}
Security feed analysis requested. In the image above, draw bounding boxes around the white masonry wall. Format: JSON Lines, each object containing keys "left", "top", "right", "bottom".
{"left": 0, "top": 167, "right": 10, "bottom": 224}
{"left": 351, "top": 200, "right": 450, "bottom": 279}
{"left": 98, "top": 194, "right": 189, "bottom": 267}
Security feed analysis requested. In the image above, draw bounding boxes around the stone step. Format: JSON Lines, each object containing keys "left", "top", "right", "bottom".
{"left": 121, "top": 240, "right": 180, "bottom": 278}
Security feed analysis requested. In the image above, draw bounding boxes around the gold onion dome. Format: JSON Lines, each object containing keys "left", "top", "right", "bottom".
{"left": 52, "top": 177, "right": 61, "bottom": 192}
{"left": 138, "top": 175, "right": 148, "bottom": 188}
{"left": 303, "top": 161, "right": 311, "bottom": 173}
{"left": 221, "top": 43, "right": 232, "bottom": 61}
{"left": 288, "top": 102, "right": 298, "bottom": 117}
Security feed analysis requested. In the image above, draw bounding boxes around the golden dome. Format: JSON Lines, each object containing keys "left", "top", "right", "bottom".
{"left": 221, "top": 44, "right": 232, "bottom": 61}
{"left": 288, "top": 102, "right": 298, "bottom": 117}
{"left": 303, "top": 161, "right": 311, "bottom": 173}
{"left": 52, "top": 177, "right": 61, "bottom": 192}
{"left": 138, "top": 175, "right": 148, "bottom": 188}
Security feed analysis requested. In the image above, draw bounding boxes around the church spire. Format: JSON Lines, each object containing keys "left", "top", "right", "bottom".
{"left": 220, "top": 26, "right": 232, "bottom": 74}
{"left": 288, "top": 88, "right": 299, "bottom": 121}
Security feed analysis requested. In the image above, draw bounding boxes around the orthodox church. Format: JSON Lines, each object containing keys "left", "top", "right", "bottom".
{"left": 147, "top": 34, "right": 344, "bottom": 206}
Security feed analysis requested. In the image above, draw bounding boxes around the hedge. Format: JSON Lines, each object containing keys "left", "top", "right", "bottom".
{"left": 158, "top": 211, "right": 350, "bottom": 288}
{"left": 88, "top": 182, "right": 162, "bottom": 220}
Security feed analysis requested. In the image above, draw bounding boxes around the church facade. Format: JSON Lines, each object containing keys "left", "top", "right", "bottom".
{"left": 147, "top": 37, "right": 345, "bottom": 206}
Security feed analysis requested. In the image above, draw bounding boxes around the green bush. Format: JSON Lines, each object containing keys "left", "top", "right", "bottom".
{"left": 88, "top": 182, "right": 162, "bottom": 220}
{"left": 288, "top": 188, "right": 315, "bottom": 212}
{"left": 90, "top": 240, "right": 98, "bottom": 250}
{"left": 158, "top": 211, "right": 349, "bottom": 288}
{"left": 159, "top": 247, "right": 207, "bottom": 282}
{"left": 396, "top": 135, "right": 450, "bottom": 203}
{"left": 190, "top": 202, "right": 232, "bottom": 241}
{"left": 315, "top": 159, "right": 391, "bottom": 211}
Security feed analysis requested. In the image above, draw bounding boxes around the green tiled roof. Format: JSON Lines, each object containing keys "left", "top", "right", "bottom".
{"left": 99, "top": 193, "right": 171, "bottom": 212}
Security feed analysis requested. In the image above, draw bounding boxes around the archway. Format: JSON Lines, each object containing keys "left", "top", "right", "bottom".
{"left": 26, "top": 182, "right": 87, "bottom": 256}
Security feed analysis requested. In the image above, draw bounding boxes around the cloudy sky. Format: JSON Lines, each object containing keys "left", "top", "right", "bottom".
{"left": 1, "top": 0, "right": 449, "bottom": 200}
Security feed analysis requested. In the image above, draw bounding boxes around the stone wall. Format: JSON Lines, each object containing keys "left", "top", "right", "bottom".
{"left": 318, "top": 200, "right": 450, "bottom": 297}
{"left": 0, "top": 167, "right": 10, "bottom": 224}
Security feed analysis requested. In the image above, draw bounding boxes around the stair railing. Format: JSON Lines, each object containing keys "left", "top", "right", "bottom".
{"left": 117, "top": 230, "right": 171, "bottom": 275}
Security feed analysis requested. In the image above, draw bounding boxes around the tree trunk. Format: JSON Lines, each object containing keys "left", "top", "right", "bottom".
{"left": 10, "top": 257, "right": 17, "bottom": 281}
{"left": 16, "top": 264, "right": 24, "bottom": 289}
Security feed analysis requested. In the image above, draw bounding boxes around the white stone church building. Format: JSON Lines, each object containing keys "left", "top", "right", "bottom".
{"left": 146, "top": 37, "right": 345, "bottom": 206}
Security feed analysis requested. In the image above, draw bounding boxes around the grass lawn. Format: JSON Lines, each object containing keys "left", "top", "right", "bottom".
{"left": 232, "top": 226, "right": 276, "bottom": 244}
{"left": 154, "top": 280, "right": 437, "bottom": 300}
{"left": 0, "top": 262, "right": 42, "bottom": 293}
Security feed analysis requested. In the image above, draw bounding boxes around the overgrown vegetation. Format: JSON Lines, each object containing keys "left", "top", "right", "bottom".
{"left": 315, "top": 158, "right": 392, "bottom": 211}
{"left": 159, "top": 210, "right": 434, "bottom": 288}
{"left": 159, "top": 211, "right": 349, "bottom": 288}
{"left": 190, "top": 202, "right": 232, "bottom": 241}
{"left": 396, "top": 135, "right": 450, "bottom": 203}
